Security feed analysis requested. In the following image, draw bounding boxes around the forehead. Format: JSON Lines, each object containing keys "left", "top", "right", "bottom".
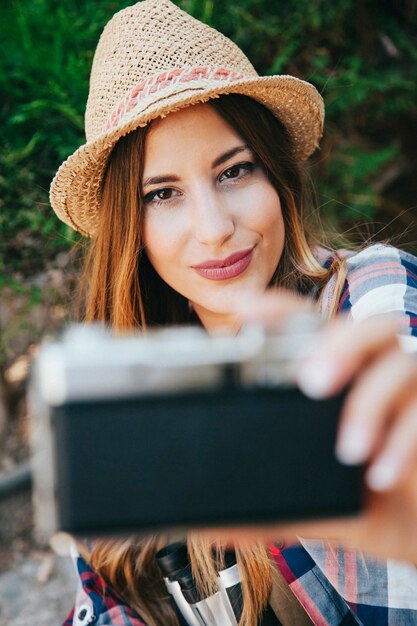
{"left": 144, "top": 102, "right": 244, "bottom": 167}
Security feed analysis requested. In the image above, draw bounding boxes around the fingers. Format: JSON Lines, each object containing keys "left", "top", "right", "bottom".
{"left": 236, "top": 294, "right": 401, "bottom": 400}
{"left": 297, "top": 315, "right": 417, "bottom": 491}
{"left": 365, "top": 396, "right": 417, "bottom": 491}
{"left": 335, "top": 347, "right": 416, "bottom": 466}
{"left": 337, "top": 347, "right": 417, "bottom": 490}
{"left": 204, "top": 516, "right": 363, "bottom": 557}
{"left": 296, "top": 315, "right": 400, "bottom": 399}
{"left": 235, "top": 291, "right": 417, "bottom": 494}
{"left": 233, "top": 288, "right": 314, "bottom": 327}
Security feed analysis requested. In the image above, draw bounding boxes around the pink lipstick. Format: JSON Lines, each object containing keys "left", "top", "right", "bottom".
{"left": 192, "top": 247, "right": 254, "bottom": 281}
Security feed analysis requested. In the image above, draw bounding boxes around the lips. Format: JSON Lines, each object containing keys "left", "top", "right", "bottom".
{"left": 192, "top": 247, "right": 254, "bottom": 281}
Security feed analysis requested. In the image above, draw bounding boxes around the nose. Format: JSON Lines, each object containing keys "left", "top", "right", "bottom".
{"left": 192, "top": 191, "right": 235, "bottom": 246}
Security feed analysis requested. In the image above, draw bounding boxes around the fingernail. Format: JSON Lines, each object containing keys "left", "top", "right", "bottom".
{"left": 336, "top": 425, "right": 371, "bottom": 465}
{"left": 297, "top": 359, "right": 335, "bottom": 399}
{"left": 366, "top": 458, "right": 401, "bottom": 491}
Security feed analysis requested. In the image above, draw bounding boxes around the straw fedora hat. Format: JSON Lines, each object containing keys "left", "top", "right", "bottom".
{"left": 50, "top": 0, "right": 324, "bottom": 237}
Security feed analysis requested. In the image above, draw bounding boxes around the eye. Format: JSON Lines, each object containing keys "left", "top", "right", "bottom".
{"left": 144, "top": 188, "right": 175, "bottom": 203}
{"left": 218, "top": 162, "right": 255, "bottom": 183}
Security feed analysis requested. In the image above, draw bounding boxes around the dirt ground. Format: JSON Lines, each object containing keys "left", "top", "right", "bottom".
{"left": 0, "top": 473, "right": 76, "bottom": 626}
{"left": 0, "top": 490, "right": 75, "bottom": 626}
{"left": 0, "top": 252, "right": 80, "bottom": 625}
{"left": 0, "top": 402, "right": 76, "bottom": 625}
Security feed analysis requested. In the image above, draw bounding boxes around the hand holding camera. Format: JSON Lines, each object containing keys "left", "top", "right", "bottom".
{"left": 30, "top": 314, "right": 362, "bottom": 541}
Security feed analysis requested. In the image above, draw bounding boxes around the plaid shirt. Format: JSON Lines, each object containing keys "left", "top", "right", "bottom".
{"left": 319, "top": 244, "right": 417, "bottom": 344}
{"left": 63, "top": 245, "right": 417, "bottom": 626}
{"left": 65, "top": 543, "right": 417, "bottom": 626}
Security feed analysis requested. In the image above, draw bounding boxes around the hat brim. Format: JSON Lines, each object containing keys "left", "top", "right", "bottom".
{"left": 50, "top": 74, "right": 324, "bottom": 237}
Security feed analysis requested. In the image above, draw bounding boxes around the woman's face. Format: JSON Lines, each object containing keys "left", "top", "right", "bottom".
{"left": 142, "top": 103, "right": 285, "bottom": 331}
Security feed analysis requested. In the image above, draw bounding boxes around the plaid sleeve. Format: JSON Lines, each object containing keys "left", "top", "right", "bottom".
{"left": 62, "top": 608, "right": 74, "bottom": 626}
{"left": 271, "top": 541, "right": 417, "bottom": 626}
{"left": 63, "top": 552, "right": 147, "bottom": 626}
{"left": 338, "top": 245, "right": 417, "bottom": 333}
{"left": 300, "top": 540, "right": 417, "bottom": 625}
{"left": 270, "top": 543, "right": 363, "bottom": 625}
{"left": 319, "top": 245, "right": 417, "bottom": 345}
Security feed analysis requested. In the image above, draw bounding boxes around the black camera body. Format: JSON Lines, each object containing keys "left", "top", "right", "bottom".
{"left": 30, "top": 323, "right": 362, "bottom": 538}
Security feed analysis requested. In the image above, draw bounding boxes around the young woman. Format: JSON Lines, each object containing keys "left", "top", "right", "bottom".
{"left": 50, "top": 1, "right": 417, "bottom": 624}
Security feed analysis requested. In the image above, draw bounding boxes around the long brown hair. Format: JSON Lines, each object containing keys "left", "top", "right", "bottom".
{"left": 81, "top": 94, "right": 347, "bottom": 625}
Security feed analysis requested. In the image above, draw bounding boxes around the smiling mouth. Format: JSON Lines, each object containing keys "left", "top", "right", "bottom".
{"left": 192, "top": 247, "right": 254, "bottom": 281}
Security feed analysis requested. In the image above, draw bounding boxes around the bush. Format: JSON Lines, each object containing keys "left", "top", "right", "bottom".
{"left": 1, "top": 0, "right": 416, "bottom": 277}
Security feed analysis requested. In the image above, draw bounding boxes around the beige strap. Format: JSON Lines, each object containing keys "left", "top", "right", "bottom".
{"left": 268, "top": 561, "right": 314, "bottom": 625}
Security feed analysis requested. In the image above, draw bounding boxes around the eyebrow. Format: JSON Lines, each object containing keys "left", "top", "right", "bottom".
{"left": 211, "top": 144, "right": 249, "bottom": 168}
{"left": 142, "top": 174, "right": 179, "bottom": 187}
{"left": 142, "top": 144, "right": 250, "bottom": 188}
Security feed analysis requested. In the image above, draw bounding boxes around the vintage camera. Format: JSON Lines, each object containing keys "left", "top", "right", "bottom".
{"left": 30, "top": 321, "right": 362, "bottom": 540}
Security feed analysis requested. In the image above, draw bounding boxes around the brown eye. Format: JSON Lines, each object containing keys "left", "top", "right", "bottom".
{"left": 144, "top": 188, "right": 174, "bottom": 203}
{"left": 156, "top": 189, "right": 172, "bottom": 200}
{"left": 219, "top": 162, "right": 255, "bottom": 183}
{"left": 223, "top": 165, "right": 241, "bottom": 179}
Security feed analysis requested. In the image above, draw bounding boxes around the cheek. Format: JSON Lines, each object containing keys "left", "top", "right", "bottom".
{"left": 143, "top": 216, "right": 173, "bottom": 269}
{"left": 143, "top": 216, "right": 155, "bottom": 251}
{"left": 244, "top": 185, "right": 284, "bottom": 238}
{"left": 144, "top": 212, "right": 174, "bottom": 251}
{"left": 143, "top": 213, "right": 189, "bottom": 283}
{"left": 253, "top": 189, "right": 285, "bottom": 276}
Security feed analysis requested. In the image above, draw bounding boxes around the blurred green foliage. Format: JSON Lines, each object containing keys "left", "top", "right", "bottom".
{"left": 1, "top": 0, "right": 417, "bottom": 284}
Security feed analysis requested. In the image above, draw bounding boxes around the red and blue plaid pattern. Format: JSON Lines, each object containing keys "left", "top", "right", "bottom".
{"left": 64, "top": 543, "right": 417, "bottom": 625}
{"left": 320, "top": 244, "right": 417, "bottom": 341}
{"left": 278, "top": 540, "right": 417, "bottom": 626}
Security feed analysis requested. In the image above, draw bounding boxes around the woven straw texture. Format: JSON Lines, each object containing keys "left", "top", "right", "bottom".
{"left": 50, "top": 0, "right": 324, "bottom": 237}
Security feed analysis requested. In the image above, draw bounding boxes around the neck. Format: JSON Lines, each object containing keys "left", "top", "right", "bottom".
{"left": 191, "top": 304, "right": 240, "bottom": 336}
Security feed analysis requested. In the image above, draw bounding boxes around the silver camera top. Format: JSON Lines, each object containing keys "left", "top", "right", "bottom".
{"left": 33, "top": 315, "right": 322, "bottom": 406}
